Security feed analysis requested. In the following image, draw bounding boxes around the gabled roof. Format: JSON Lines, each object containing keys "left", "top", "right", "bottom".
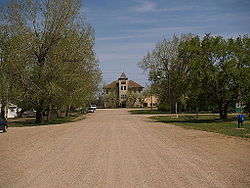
{"left": 104, "top": 72, "right": 144, "bottom": 89}
{"left": 104, "top": 81, "right": 118, "bottom": 89}
{"left": 104, "top": 80, "right": 144, "bottom": 89}
{"left": 128, "top": 80, "right": 144, "bottom": 88}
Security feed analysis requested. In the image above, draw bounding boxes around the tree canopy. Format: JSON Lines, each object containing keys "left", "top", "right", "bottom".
{"left": 138, "top": 34, "right": 250, "bottom": 119}
{"left": 0, "top": 0, "right": 102, "bottom": 123}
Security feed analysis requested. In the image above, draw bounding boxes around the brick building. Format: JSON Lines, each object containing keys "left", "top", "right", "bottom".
{"left": 104, "top": 72, "right": 144, "bottom": 108}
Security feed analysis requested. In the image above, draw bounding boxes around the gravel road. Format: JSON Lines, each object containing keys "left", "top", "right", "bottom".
{"left": 0, "top": 109, "right": 250, "bottom": 188}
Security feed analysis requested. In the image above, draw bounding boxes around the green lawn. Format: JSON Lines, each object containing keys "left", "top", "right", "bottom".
{"left": 129, "top": 109, "right": 169, "bottom": 114}
{"left": 129, "top": 109, "right": 213, "bottom": 115}
{"left": 150, "top": 115, "right": 250, "bottom": 138}
{"left": 8, "top": 113, "right": 85, "bottom": 127}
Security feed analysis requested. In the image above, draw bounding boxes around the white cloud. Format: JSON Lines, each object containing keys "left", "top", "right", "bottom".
{"left": 117, "top": 16, "right": 157, "bottom": 24}
{"left": 96, "top": 42, "right": 154, "bottom": 54}
{"left": 97, "top": 35, "right": 137, "bottom": 41}
{"left": 96, "top": 26, "right": 207, "bottom": 43}
{"left": 126, "top": 26, "right": 206, "bottom": 34}
{"left": 96, "top": 32, "right": 162, "bottom": 41}
{"left": 132, "top": 1, "right": 196, "bottom": 13}
{"left": 160, "top": 5, "right": 198, "bottom": 12}
{"left": 132, "top": 0, "right": 156, "bottom": 13}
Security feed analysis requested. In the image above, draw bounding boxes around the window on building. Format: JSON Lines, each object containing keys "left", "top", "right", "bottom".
{"left": 121, "top": 95, "right": 127, "bottom": 99}
{"left": 121, "top": 86, "right": 123, "bottom": 90}
{"left": 124, "top": 86, "right": 126, "bottom": 90}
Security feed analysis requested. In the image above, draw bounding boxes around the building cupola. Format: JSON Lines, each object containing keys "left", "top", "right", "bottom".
{"left": 118, "top": 72, "right": 128, "bottom": 81}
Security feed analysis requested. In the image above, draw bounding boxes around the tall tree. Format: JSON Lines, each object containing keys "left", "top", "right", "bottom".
{"left": 138, "top": 34, "right": 193, "bottom": 112}
{"left": 3, "top": 0, "right": 101, "bottom": 123}
{"left": 140, "top": 33, "right": 250, "bottom": 119}
{"left": 228, "top": 35, "right": 250, "bottom": 116}
{"left": 0, "top": 4, "right": 25, "bottom": 118}
{"left": 179, "top": 34, "right": 250, "bottom": 119}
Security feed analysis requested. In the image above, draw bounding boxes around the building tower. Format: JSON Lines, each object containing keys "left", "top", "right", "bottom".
{"left": 118, "top": 72, "right": 128, "bottom": 107}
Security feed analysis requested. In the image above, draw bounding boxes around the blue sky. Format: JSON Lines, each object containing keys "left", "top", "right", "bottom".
{"left": 1, "top": 0, "right": 250, "bottom": 86}
{"left": 84, "top": 0, "right": 250, "bottom": 86}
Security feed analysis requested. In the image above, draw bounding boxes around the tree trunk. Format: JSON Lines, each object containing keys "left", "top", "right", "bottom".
{"left": 168, "top": 75, "right": 172, "bottom": 114}
{"left": 56, "top": 109, "right": 61, "bottom": 118}
{"left": 1, "top": 104, "right": 6, "bottom": 119}
{"left": 246, "top": 102, "right": 250, "bottom": 117}
{"left": 35, "top": 108, "right": 44, "bottom": 124}
{"left": 47, "top": 104, "right": 53, "bottom": 121}
{"left": 195, "top": 107, "right": 199, "bottom": 119}
{"left": 218, "top": 102, "right": 228, "bottom": 120}
{"left": 0, "top": 97, "right": 7, "bottom": 119}
{"left": 223, "top": 102, "right": 228, "bottom": 119}
{"left": 47, "top": 108, "right": 51, "bottom": 121}
{"left": 219, "top": 110, "right": 227, "bottom": 119}
{"left": 223, "top": 110, "right": 228, "bottom": 119}
{"left": 65, "top": 105, "right": 71, "bottom": 117}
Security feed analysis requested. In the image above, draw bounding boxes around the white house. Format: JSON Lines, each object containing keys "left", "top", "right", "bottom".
{"left": 0, "top": 103, "right": 20, "bottom": 119}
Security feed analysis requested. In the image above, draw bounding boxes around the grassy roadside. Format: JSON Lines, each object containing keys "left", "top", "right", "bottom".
{"left": 150, "top": 115, "right": 250, "bottom": 139}
{"left": 129, "top": 109, "right": 217, "bottom": 115}
{"left": 8, "top": 113, "right": 86, "bottom": 127}
{"left": 129, "top": 109, "right": 169, "bottom": 114}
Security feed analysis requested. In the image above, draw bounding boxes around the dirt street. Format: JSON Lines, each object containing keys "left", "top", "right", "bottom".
{"left": 0, "top": 109, "right": 250, "bottom": 188}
